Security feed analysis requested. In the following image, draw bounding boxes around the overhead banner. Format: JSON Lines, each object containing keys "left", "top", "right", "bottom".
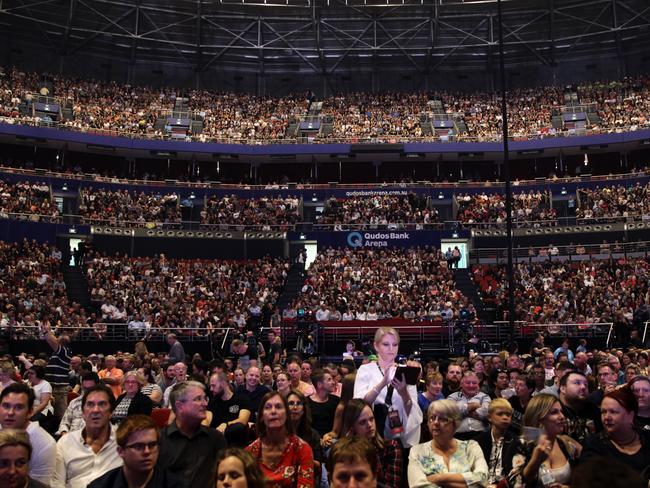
{"left": 288, "top": 229, "right": 469, "bottom": 249}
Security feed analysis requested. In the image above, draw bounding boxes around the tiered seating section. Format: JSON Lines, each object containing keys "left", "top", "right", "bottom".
{"left": 473, "top": 258, "right": 650, "bottom": 323}
{"left": 2, "top": 68, "right": 650, "bottom": 142}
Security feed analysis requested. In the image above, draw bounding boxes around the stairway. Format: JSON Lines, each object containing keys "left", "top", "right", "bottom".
{"left": 274, "top": 263, "right": 306, "bottom": 314}
{"left": 453, "top": 269, "right": 493, "bottom": 324}
{"left": 62, "top": 265, "right": 91, "bottom": 310}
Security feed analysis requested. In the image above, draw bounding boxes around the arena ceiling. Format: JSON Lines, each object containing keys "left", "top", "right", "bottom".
{"left": 1, "top": 0, "right": 650, "bottom": 74}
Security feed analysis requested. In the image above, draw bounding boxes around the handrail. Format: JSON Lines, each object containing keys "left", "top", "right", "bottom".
{"left": 2, "top": 324, "right": 220, "bottom": 342}
{"left": 493, "top": 321, "right": 614, "bottom": 339}
{"left": 470, "top": 240, "right": 650, "bottom": 262}
{"left": 2, "top": 115, "right": 649, "bottom": 146}
{"left": 643, "top": 322, "right": 650, "bottom": 345}
{"left": 2, "top": 165, "right": 649, "bottom": 192}
{"left": 3, "top": 209, "right": 649, "bottom": 233}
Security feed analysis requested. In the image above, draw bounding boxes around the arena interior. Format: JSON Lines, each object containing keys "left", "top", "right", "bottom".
{"left": 0, "top": 0, "right": 650, "bottom": 486}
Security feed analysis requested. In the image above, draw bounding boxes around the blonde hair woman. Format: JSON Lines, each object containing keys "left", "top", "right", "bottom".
{"left": 353, "top": 327, "right": 422, "bottom": 448}
{"left": 508, "top": 393, "right": 581, "bottom": 488}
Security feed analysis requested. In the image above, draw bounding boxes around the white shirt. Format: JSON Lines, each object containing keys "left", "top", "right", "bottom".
{"left": 32, "top": 380, "right": 54, "bottom": 415}
{"left": 27, "top": 421, "right": 57, "bottom": 485}
{"left": 353, "top": 362, "right": 422, "bottom": 448}
{"left": 447, "top": 390, "right": 491, "bottom": 433}
{"left": 51, "top": 425, "right": 122, "bottom": 488}
{"left": 315, "top": 308, "right": 330, "bottom": 321}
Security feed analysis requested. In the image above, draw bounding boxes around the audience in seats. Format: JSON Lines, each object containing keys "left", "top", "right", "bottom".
{"left": 78, "top": 187, "right": 182, "bottom": 228}
{"left": 342, "top": 398, "right": 403, "bottom": 487}
{"left": 327, "top": 436, "right": 379, "bottom": 488}
{"left": 157, "top": 381, "right": 226, "bottom": 486}
{"left": 473, "top": 258, "right": 650, "bottom": 325}
{"left": 317, "top": 194, "right": 437, "bottom": 228}
{"left": 576, "top": 182, "right": 650, "bottom": 221}
{"left": 0, "top": 383, "right": 56, "bottom": 485}
{"left": 52, "top": 385, "right": 122, "bottom": 488}
{"left": 0, "top": 179, "right": 59, "bottom": 221}
{"left": 3, "top": 68, "right": 650, "bottom": 143}
{"left": 245, "top": 391, "right": 315, "bottom": 488}
{"left": 288, "top": 247, "right": 472, "bottom": 322}
{"left": 85, "top": 251, "right": 288, "bottom": 337}
{"left": 3, "top": 228, "right": 650, "bottom": 488}
{"left": 88, "top": 414, "right": 183, "bottom": 488}
{"left": 408, "top": 399, "right": 488, "bottom": 488}
{"left": 456, "top": 190, "right": 556, "bottom": 227}
{"left": 0, "top": 240, "right": 82, "bottom": 339}
{"left": 0, "top": 429, "right": 50, "bottom": 488}
{"left": 507, "top": 393, "right": 581, "bottom": 488}
{"left": 202, "top": 194, "right": 301, "bottom": 229}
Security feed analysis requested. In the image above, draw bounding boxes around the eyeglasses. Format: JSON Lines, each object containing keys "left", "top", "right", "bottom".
{"left": 287, "top": 401, "right": 303, "bottom": 407}
{"left": 429, "top": 415, "right": 452, "bottom": 425}
{"left": 125, "top": 441, "right": 160, "bottom": 452}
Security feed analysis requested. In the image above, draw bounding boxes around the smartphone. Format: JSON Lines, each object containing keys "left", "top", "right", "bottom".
{"left": 394, "top": 366, "right": 420, "bottom": 385}
{"left": 522, "top": 426, "right": 542, "bottom": 444}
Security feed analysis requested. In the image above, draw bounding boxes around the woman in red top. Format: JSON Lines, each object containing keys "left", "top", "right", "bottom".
{"left": 246, "top": 391, "right": 315, "bottom": 488}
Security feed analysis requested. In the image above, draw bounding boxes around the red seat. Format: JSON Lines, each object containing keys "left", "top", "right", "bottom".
{"left": 151, "top": 408, "right": 171, "bottom": 429}
{"left": 67, "top": 391, "right": 79, "bottom": 403}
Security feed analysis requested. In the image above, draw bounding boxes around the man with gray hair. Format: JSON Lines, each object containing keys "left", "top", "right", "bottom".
{"left": 157, "top": 381, "right": 226, "bottom": 487}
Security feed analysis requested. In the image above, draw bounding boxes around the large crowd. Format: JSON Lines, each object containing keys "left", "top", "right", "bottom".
{"left": 2, "top": 68, "right": 650, "bottom": 143}
{"left": 6, "top": 171, "right": 650, "bottom": 228}
{"left": 316, "top": 194, "right": 438, "bottom": 228}
{"left": 576, "top": 181, "right": 650, "bottom": 221}
{"left": 1, "top": 319, "right": 649, "bottom": 488}
{"left": 283, "top": 247, "right": 476, "bottom": 323}
{"left": 0, "top": 179, "right": 59, "bottom": 221}
{"left": 0, "top": 240, "right": 89, "bottom": 339}
{"left": 78, "top": 187, "right": 183, "bottom": 227}
{"left": 201, "top": 194, "right": 301, "bottom": 229}
{"left": 84, "top": 251, "right": 289, "bottom": 337}
{"left": 473, "top": 258, "right": 650, "bottom": 330}
{"left": 456, "top": 191, "right": 557, "bottom": 226}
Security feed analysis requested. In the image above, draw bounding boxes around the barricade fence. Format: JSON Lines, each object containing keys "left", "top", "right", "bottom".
{"left": 2, "top": 321, "right": 617, "bottom": 351}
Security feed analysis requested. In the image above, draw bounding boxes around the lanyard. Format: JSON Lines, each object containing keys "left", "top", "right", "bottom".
{"left": 376, "top": 363, "right": 394, "bottom": 406}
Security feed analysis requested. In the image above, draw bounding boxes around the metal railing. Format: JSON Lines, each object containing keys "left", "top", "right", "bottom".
{"left": 2, "top": 115, "right": 649, "bottom": 146}
{"left": 2, "top": 165, "right": 649, "bottom": 192}
{"left": 3, "top": 209, "right": 649, "bottom": 234}
{"left": 2, "top": 324, "right": 218, "bottom": 342}
{"left": 470, "top": 240, "right": 650, "bottom": 263}
{"left": 494, "top": 321, "right": 614, "bottom": 343}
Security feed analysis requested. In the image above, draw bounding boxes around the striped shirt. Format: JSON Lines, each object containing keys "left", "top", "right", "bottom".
{"left": 46, "top": 345, "right": 72, "bottom": 387}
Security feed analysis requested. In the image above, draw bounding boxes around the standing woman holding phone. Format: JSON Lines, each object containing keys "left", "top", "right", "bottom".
{"left": 353, "top": 327, "right": 422, "bottom": 449}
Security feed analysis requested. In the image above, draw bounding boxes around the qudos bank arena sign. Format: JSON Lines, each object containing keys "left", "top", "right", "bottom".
{"left": 346, "top": 231, "right": 411, "bottom": 248}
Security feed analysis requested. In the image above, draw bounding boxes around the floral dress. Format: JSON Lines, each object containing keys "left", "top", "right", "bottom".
{"left": 408, "top": 439, "right": 489, "bottom": 488}
{"left": 246, "top": 434, "right": 314, "bottom": 488}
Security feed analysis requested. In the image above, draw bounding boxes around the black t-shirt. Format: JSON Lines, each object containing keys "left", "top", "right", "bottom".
{"left": 580, "top": 431, "right": 650, "bottom": 476}
{"left": 233, "top": 345, "right": 258, "bottom": 370}
{"left": 442, "top": 381, "right": 461, "bottom": 398}
{"left": 308, "top": 395, "right": 339, "bottom": 437}
{"left": 530, "top": 339, "right": 544, "bottom": 357}
{"left": 237, "top": 384, "right": 270, "bottom": 422}
{"left": 508, "top": 396, "right": 528, "bottom": 432}
{"left": 266, "top": 342, "right": 282, "bottom": 364}
{"left": 561, "top": 400, "right": 603, "bottom": 445}
{"left": 209, "top": 391, "right": 252, "bottom": 428}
